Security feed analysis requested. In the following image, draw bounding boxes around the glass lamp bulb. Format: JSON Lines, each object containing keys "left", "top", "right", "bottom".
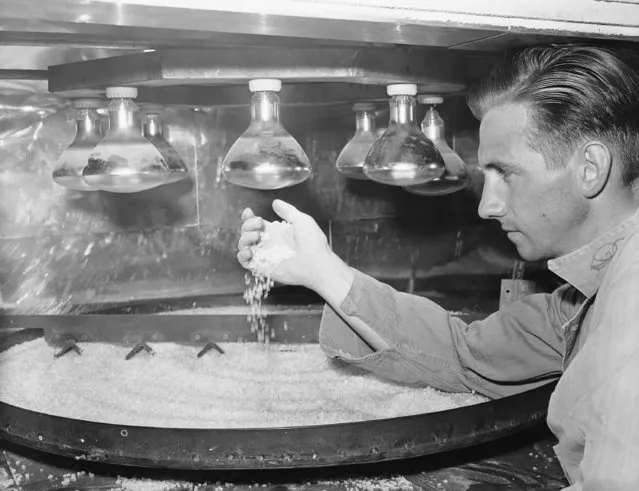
{"left": 52, "top": 98, "right": 103, "bottom": 190}
{"left": 404, "top": 96, "right": 471, "bottom": 196}
{"left": 222, "top": 78, "right": 312, "bottom": 190}
{"left": 363, "top": 84, "right": 445, "bottom": 186}
{"left": 82, "top": 86, "right": 177, "bottom": 193}
{"left": 141, "top": 105, "right": 189, "bottom": 185}
{"left": 335, "top": 102, "right": 378, "bottom": 180}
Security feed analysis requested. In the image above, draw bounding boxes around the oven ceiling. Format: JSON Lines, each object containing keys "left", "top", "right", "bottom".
{"left": 0, "top": 0, "right": 636, "bottom": 102}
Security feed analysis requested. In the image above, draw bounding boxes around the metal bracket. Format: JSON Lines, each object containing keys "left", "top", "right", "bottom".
{"left": 125, "top": 342, "right": 155, "bottom": 360}
{"left": 196, "top": 341, "right": 225, "bottom": 358}
{"left": 53, "top": 339, "right": 82, "bottom": 358}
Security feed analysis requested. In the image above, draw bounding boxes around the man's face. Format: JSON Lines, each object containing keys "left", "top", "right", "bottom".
{"left": 477, "top": 103, "right": 588, "bottom": 261}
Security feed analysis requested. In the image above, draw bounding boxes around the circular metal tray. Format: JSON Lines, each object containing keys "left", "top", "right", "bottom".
{"left": 0, "top": 329, "right": 556, "bottom": 470}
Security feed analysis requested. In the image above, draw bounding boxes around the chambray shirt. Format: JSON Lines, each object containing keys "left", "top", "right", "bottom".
{"left": 319, "top": 208, "right": 639, "bottom": 490}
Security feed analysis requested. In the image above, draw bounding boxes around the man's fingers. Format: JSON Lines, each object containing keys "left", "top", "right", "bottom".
{"left": 238, "top": 231, "right": 261, "bottom": 249}
{"left": 237, "top": 249, "right": 253, "bottom": 265}
{"left": 272, "top": 199, "right": 305, "bottom": 224}
{"left": 241, "top": 207, "right": 255, "bottom": 221}
{"left": 241, "top": 216, "right": 265, "bottom": 233}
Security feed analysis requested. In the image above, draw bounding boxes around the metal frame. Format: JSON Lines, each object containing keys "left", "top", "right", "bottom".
{"left": 47, "top": 47, "right": 468, "bottom": 102}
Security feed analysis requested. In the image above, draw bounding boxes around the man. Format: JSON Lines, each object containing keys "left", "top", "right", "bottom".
{"left": 237, "top": 45, "right": 639, "bottom": 490}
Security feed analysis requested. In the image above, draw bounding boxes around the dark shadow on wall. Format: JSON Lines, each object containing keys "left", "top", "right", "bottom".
{"left": 62, "top": 175, "right": 197, "bottom": 231}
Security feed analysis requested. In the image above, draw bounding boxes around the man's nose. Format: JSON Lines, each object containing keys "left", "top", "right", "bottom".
{"left": 478, "top": 179, "right": 506, "bottom": 220}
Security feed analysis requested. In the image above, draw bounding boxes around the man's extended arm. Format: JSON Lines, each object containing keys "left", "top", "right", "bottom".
{"left": 320, "top": 269, "right": 577, "bottom": 398}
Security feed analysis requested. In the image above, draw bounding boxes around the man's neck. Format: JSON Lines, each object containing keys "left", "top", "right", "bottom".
{"left": 582, "top": 189, "right": 639, "bottom": 246}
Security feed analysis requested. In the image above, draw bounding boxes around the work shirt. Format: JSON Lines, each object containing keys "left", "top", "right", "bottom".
{"left": 319, "top": 208, "right": 639, "bottom": 490}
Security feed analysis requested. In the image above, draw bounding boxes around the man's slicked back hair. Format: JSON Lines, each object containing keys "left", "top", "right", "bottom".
{"left": 467, "top": 45, "right": 639, "bottom": 186}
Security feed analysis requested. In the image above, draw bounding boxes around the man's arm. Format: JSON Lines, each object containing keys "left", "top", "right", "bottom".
{"left": 237, "top": 200, "right": 570, "bottom": 398}
{"left": 309, "top": 247, "right": 391, "bottom": 351}
{"left": 320, "top": 267, "right": 577, "bottom": 399}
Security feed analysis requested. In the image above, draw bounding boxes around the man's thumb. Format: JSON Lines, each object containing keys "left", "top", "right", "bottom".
{"left": 272, "top": 199, "right": 303, "bottom": 224}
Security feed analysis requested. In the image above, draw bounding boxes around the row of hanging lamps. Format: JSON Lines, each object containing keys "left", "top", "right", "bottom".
{"left": 52, "top": 83, "right": 467, "bottom": 195}
{"left": 53, "top": 87, "right": 188, "bottom": 193}
{"left": 222, "top": 79, "right": 312, "bottom": 190}
{"left": 403, "top": 95, "right": 470, "bottom": 196}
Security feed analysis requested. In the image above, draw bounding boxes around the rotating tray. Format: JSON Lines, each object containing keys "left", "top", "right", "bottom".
{"left": 0, "top": 328, "right": 556, "bottom": 470}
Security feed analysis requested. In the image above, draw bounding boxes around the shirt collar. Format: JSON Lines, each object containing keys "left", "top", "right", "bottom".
{"left": 548, "top": 208, "right": 639, "bottom": 298}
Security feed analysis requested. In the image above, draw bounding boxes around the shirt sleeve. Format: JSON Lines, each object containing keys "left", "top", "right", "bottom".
{"left": 320, "top": 269, "right": 572, "bottom": 398}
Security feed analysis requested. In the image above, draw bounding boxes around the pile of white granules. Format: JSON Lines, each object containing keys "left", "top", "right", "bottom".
{"left": 243, "top": 220, "right": 295, "bottom": 343}
{"left": 0, "top": 339, "right": 487, "bottom": 428}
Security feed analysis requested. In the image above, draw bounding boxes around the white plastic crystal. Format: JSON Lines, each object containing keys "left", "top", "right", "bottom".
{"left": 247, "top": 221, "right": 295, "bottom": 277}
{"left": 244, "top": 220, "right": 296, "bottom": 343}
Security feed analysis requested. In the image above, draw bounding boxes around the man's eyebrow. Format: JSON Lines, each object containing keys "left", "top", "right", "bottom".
{"left": 480, "top": 161, "right": 514, "bottom": 171}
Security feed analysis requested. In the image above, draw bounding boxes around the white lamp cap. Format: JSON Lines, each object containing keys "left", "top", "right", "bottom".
{"left": 387, "top": 84, "right": 417, "bottom": 96}
{"left": 352, "top": 102, "right": 377, "bottom": 112}
{"left": 73, "top": 98, "right": 103, "bottom": 109}
{"left": 249, "top": 79, "right": 282, "bottom": 92}
{"left": 106, "top": 86, "right": 138, "bottom": 99}
{"left": 417, "top": 95, "right": 444, "bottom": 105}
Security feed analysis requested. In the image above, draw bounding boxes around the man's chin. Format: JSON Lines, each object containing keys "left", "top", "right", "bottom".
{"left": 517, "top": 250, "right": 542, "bottom": 261}
{"left": 513, "top": 243, "right": 548, "bottom": 262}
{"left": 508, "top": 235, "right": 544, "bottom": 262}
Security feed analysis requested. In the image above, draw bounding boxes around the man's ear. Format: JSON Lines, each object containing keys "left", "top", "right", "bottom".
{"left": 578, "top": 141, "right": 613, "bottom": 199}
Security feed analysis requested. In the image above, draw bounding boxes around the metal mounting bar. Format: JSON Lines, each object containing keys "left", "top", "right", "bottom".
{"left": 47, "top": 47, "right": 467, "bottom": 102}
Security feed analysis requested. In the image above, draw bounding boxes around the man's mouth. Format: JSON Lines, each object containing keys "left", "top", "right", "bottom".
{"left": 502, "top": 227, "right": 521, "bottom": 238}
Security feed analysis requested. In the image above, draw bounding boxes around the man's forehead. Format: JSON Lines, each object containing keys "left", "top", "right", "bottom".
{"left": 478, "top": 103, "right": 531, "bottom": 163}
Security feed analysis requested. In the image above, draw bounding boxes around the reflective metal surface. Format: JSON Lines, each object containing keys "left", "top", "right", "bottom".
{"left": 0, "top": 45, "right": 140, "bottom": 70}
{"left": 0, "top": 69, "right": 47, "bottom": 80}
{"left": 0, "top": 0, "right": 636, "bottom": 60}
{"left": 0, "top": 0, "right": 635, "bottom": 88}
{"left": 0, "top": 0, "right": 505, "bottom": 53}
{"left": 0, "top": 79, "right": 69, "bottom": 141}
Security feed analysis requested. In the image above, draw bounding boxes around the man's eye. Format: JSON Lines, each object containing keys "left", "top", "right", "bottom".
{"left": 480, "top": 165, "right": 512, "bottom": 178}
{"left": 494, "top": 167, "right": 511, "bottom": 178}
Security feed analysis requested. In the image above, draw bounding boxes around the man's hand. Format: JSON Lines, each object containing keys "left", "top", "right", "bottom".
{"left": 237, "top": 199, "right": 336, "bottom": 291}
{"left": 238, "top": 199, "right": 389, "bottom": 351}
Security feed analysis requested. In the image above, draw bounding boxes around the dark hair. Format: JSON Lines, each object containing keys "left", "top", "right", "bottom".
{"left": 467, "top": 45, "right": 639, "bottom": 186}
